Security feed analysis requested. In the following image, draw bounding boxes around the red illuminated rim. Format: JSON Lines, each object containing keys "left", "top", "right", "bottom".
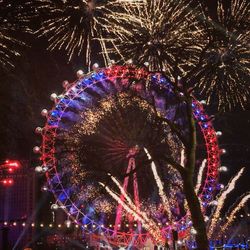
{"left": 39, "top": 65, "right": 220, "bottom": 246}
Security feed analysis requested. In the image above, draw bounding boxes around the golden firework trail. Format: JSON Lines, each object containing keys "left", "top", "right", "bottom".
{"left": 144, "top": 148, "right": 172, "bottom": 222}
{"left": 0, "top": 1, "right": 32, "bottom": 68}
{"left": 195, "top": 159, "right": 207, "bottom": 194}
{"left": 99, "top": 181, "right": 164, "bottom": 244}
{"left": 219, "top": 193, "right": 250, "bottom": 237}
{"left": 208, "top": 167, "right": 245, "bottom": 238}
{"left": 34, "top": 0, "right": 144, "bottom": 68}
{"left": 194, "top": 0, "right": 250, "bottom": 110}
{"left": 106, "top": 0, "right": 202, "bottom": 78}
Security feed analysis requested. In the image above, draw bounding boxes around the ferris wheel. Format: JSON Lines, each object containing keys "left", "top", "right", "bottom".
{"left": 34, "top": 65, "right": 220, "bottom": 248}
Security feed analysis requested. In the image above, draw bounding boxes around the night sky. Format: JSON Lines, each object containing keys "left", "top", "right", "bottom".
{"left": 0, "top": 0, "right": 249, "bottom": 212}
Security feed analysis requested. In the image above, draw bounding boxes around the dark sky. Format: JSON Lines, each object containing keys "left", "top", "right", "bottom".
{"left": 0, "top": 0, "right": 249, "bottom": 211}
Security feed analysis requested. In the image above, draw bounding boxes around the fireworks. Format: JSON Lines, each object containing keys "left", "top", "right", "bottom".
{"left": 0, "top": 0, "right": 32, "bottom": 69}
{"left": 207, "top": 168, "right": 246, "bottom": 238}
{"left": 33, "top": 0, "right": 143, "bottom": 67}
{"left": 93, "top": 197, "right": 115, "bottom": 214}
{"left": 107, "top": 0, "right": 202, "bottom": 78}
{"left": 110, "top": 174, "right": 156, "bottom": 226}
{"left": 195, "top": 159, "right": 207, "bottom": 194}
{"left": 144, "top": 148, "right": 172, "bottom": 222}
{"left": 219, "top": 193, "right": 250, "bottom": 236}
{"left": 194, "top": 0, "right": 250, "bottom": 110}
{"left": 99, "top": 181, "right": 164, "bottom": 244}
{"left": 38, "top": 65, "right": 225, "bottom": 246}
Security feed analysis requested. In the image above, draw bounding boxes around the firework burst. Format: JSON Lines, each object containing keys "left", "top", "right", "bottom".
{"left": 219, "top": 192, "right": 250, "bottom": 237}
{"left": 193, "top": 0, "right": 250, "bottom": 110}
{"left": 206, "top": 167, "right": 249, "bottom": 239}
{"left": 107, "top": 0, "right": 202, "bottom": 79}
{"left": 0, "top": 0, "right": 32, "bottom": 69}
{"left": 207, "top": 167, "right": 245, "bottom": 238}
{"left": 33, "top": 0, "right": 143, "bottom": 67}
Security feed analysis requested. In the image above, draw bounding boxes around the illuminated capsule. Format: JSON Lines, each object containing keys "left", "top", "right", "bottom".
{"left": 51, "top": 203, "right": 59, "bottom": 210}
{"left": 62, "top": 80, "right": 69, "bottom": 88}
{"left": 41, "top": 186, "right": 48, "bottom": 191}
{"left": 216, "top": 131, "right": 223, "bottom": 137}
{"left": 41, "top": 109, "right": 48, "bottom": 117}
{"left": 35, "top": 127, "right": 43, "bottom": 134}
{"left": 92, "top": 63, "right": 99, "bottom": 71}
{"left": 42, "top": 166, "right": 48, "bottom": 172}
{"left": 33, "top": 146, "right": 40, "bottom": 154}
{"left": 219, "top": 166, "right": 228, "bottom": 172}
{"left": 35, "top": 166, "right": 43, "bottom": 173}
{"left": 221, "top": 149, "right": 227, "bottom": 154}
{"left": 50, "top": 93, "right": 58, "bottom": 101}
{"left": 76, "top": 69, "right": 84, "bottom": 79}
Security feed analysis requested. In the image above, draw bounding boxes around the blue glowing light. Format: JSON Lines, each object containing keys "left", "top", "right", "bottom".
{"left": 160, "top": 78, "right": 167, "bottom": 83}
{"left": 51, "top": 110, "right": 60, "bottom": 118}
{"left": 98, "top": 71, "right": 105, "bottom": 78}
{"left": 83, "top": 78, "right": 91, "bottom": 85}
{"left": 58, "top": 192, "right": 67, "bottom": 202}
{"left": 203, "top": 123, "right": 208, "bottom": 129}
{"left": 48, "top": 120, "right": 58, "bottom": 126}
{"left": 60, "top": 98, "right": 70, "bottom": 105}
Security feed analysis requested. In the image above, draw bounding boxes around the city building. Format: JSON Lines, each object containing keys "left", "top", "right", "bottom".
{"left": 0, "top": 160, "right": 36, "bottom": 250}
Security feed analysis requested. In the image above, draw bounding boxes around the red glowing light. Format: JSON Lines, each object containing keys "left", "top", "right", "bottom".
{"left": 6, "top": 160, "right": 20, "bottom": 168}
{"left": 0, "top": 160, "right": 20, "bottom": 172}
{"left": 2, "top": 178, "right": 14, "bottom": 186}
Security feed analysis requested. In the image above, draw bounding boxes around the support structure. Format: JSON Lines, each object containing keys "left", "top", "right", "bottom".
{"left": 114, "top": 146, "right": 141, "bottom": 234}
